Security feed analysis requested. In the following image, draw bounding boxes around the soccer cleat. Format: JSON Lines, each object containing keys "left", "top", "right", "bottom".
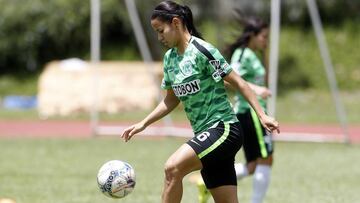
{"left": 197, "top": 179, "right": 210, "bottom": 203}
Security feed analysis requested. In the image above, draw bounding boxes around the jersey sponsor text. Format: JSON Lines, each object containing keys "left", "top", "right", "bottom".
{"left": 172, "top": 79, "right": 200, "bottom": 97}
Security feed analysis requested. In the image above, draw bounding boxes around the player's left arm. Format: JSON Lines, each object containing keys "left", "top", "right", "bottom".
{"left": 224, "top": 71, "right": 280, "bottom": 133}
{"left": 224, "top": 80, "right": 271, "bottom": 99}
{"left": 246, "top": 82, "right": 272, "bottom": 99}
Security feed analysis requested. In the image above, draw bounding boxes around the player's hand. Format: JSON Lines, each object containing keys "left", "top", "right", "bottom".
{"left": 259, "top": 114, "right": 280, "bottom": 134}
{"left": 121, "top": 122, "right": 146, "bottom": 142}
{"left": 255, "top": 86, "right": 272, "bottom": 99}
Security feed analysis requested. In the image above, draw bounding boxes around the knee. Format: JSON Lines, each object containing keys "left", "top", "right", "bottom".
{"left": 164, "top": 161, "right": 183, "bottom": 182}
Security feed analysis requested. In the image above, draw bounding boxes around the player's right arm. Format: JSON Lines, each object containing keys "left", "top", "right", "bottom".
{"left": 121, "top": 89, "right": 179, "bottom": 142}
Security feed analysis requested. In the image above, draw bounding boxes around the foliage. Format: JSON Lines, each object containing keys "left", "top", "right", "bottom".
{"left": 281, "top": 0, "right": 360, "bottom": 26}
{"left": 217, "top": 20, "right": 360, "bottom": 92}
{"left": 0, "top": 0, "right": 358, "bottom": 91}
{"left": 0, "top": 75, "right": 38, "bottom": 96}
{"left": 0, "top": 0, "right": 132, "bottom": 75}
{"left": 277, "top": 25, "right": 360, "bottom": 92}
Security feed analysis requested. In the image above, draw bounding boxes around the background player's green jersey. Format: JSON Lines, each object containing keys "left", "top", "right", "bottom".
{"left": 161, "top": 36, "right": 238, "bottom": 134}
{"left": 231, "top": 47, "right": 267, "bottom": 114}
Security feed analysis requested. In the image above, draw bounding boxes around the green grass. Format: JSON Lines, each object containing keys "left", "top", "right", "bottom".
{"left": 0, "top": 138, "right": 359, "bottom": 203}
{"left": 275, "top": 90, "right": 360, "bottom": 124}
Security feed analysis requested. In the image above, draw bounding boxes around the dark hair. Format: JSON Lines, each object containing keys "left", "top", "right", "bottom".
{"left": 151, "top": 0, "right": 203, "bottom": 39}
{"left": 225, "top": 17, "right": 268, "bottom": 56}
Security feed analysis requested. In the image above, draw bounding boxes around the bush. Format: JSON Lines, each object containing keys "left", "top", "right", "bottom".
{"left": 0, "top": 0, "right": 134, "bottom": 75}
{"left": 278, "top": 25, "right": 360, "bottom": 92}
{"left": 0, "top": 0, "right": 358, "bottom": 92}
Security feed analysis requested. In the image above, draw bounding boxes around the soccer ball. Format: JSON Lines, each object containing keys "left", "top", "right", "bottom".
{"left": 97, "top": 160, "right": 136, "bottom": 198}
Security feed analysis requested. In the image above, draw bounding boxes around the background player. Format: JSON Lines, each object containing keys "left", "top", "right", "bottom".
{"left": 229, "top": 17, "right": 273, "bottom": 203}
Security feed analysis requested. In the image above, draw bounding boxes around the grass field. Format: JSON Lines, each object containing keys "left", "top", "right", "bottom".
{"left": 0, "top": 137, "right": 359, "bottom": 203}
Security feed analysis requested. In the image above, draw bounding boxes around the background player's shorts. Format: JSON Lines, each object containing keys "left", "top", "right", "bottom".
{"left": 187, "top": 121, "right": 243, "bottom": 189}
{"left": 236, "top": 109, "right": 274, "bottom": 163}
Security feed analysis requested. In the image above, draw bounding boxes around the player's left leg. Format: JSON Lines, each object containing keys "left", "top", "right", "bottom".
{"left": 210, "top": 185, "right": 238, "bottom": 203}
{"left": 192, "top": 121, "right": 243, "bottom": 203}
{"left": 162, "top": 143, "right": 202, "bottom": 203}
{"left": 201, "top": 157, "right": 240, "bottom": 203}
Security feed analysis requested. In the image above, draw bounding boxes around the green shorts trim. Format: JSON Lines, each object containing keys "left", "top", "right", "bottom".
{"left": 198, "top": 122, "right": 230, "bottom": 159}
{"left": 250, "top": 108, "right": 268, "bottom": 158}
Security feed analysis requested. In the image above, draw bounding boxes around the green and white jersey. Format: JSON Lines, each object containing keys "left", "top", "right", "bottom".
{"left": 231, "top": 47, "right": 267, "bottom": 114}
{"left": 161, "top": 36, "right": 238, "bottom": 134}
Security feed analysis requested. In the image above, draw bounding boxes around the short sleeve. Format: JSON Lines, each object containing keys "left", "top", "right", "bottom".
{"left": 206, "top": 47, "right": 232, "bottom": 82}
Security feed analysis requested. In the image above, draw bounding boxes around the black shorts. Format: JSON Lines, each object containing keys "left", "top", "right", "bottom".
{"left": 237, "top": 109, "right": 274, "bottom": 163}
{"left": 187, "top": 121, "right": 243, "bottom": 189}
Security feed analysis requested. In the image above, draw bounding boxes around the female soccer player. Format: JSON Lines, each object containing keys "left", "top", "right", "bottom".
{"left": 121, "top": 1, "right": 279, "bottom": 203}
{"left": 228, "top": 17, "right": 273, "bottom": 203}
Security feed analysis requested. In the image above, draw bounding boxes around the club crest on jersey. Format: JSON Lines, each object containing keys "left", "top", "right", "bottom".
{"left": 172, "top": 79, "right": 200, "bottom": 97}
{"left": 179, "top": 60, "right": 193, "bottom": 77}
{"left": 209, "top": 60, "right": 227, "bottom": 82}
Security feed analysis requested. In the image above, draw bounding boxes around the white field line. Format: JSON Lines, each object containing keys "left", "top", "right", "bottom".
{"left": 96, "top": 125, "right": 345, "bottom": 143}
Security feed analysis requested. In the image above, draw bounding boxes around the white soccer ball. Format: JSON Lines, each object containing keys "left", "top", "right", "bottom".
{"left": 97, "top": 160, "right": 136, "bottom": 198}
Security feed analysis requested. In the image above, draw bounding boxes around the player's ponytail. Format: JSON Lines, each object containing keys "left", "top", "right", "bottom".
{"left": 151, "top": 1, "right": 203, "bottom": 39}
{"left": 180, "top": 5, "right": 202, "bottom": 39}
{"left": 225, "top": 17, "right": 268, "bottom": 57}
